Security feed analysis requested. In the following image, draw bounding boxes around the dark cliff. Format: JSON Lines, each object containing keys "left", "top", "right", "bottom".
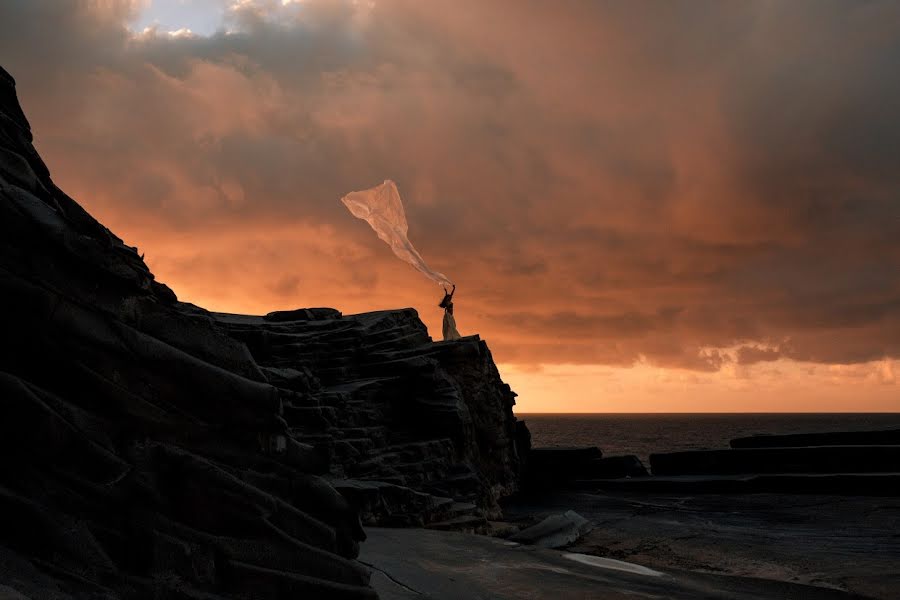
{"left": 0, "top": 65, "right": 527, "bottom": 599}
{"left": 216, "top": 310, "right": 528, "bottom": 526}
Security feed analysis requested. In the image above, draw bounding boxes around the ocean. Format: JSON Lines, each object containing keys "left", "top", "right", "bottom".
{"left": 519, "top": 413, "right": 900, "bottom": 464}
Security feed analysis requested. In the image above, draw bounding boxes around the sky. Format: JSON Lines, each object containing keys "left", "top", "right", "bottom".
{"left": 1, "top": 0, "right": 898, "bottom": 412}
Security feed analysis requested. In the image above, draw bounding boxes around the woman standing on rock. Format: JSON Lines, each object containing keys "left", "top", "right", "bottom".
{"left": 440, "top": 285, "right": 461, "bottom": 341}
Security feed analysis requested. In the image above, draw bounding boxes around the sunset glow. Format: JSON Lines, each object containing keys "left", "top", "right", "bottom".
{"left": 2, "top": 1, "right": 897, "bottom": 412}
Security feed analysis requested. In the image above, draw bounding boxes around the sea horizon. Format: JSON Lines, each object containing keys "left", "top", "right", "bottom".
{"left": 519, "top": 412, "right": 900, "bottom": 464}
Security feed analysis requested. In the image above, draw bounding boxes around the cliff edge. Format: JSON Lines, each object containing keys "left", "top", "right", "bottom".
{"left": 0, "top": 65, "right": 527, "bottom": 600}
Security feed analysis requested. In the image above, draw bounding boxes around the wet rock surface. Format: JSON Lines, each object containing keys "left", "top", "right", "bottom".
{"left": 360, "top": 527, "right": 872, "bottom": 600}
{"left": 503, "top": 491, "right": 899, "bottom": 600}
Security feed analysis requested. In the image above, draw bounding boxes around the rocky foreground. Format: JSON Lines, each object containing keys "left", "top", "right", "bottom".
{"left": 504, "top": 429, "right": 900, "bottom": 599}
{"left": 0, "top": 64, "right": 526, "bottom": 599}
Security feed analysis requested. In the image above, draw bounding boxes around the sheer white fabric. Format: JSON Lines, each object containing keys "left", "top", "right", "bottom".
{"left": 342, "top": 180, "right": 453, "bottom": 287}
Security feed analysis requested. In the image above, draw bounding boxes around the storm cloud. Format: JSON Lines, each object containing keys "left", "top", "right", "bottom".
{"left": 1, "top": 0, "right": 898, "bottom": 384}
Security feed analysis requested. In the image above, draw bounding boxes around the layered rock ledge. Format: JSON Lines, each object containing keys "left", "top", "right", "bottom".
{"left": 0, "top": 64, "right": 526, "bottom": 600}
{"left": 213, "top": 309, "right": 528, "bottom": 527}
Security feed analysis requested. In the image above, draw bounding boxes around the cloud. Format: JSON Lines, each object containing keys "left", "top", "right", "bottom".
{"left": 0, "top": 0, "right": 897, "bottom": 377}
{"left": 736, "top": 345, "right": 781, "bottom": 366}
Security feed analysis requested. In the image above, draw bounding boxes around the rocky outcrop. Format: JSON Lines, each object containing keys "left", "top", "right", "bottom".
{"left": 0, "top": 64, "right": 526, "bottom": 599}
{"left": 520, "top": 447, "right": 648, "bottom": 491}
{"left": 1, "top": 64, "right": 375, "bottom": 600}
{"left": 650, "top": 445, "right": 900, "bottom": 476}
{"left": 518, "top": 432, "right": 898, "bottom": 497}
{"left": 730, "top": 429, "right": 900, "bottom": 448}
{"left": 213, "top": 310, "right": 527, "bottom": 525}
{"left": 578, "top": 429, "right": 900, "bottom": 496}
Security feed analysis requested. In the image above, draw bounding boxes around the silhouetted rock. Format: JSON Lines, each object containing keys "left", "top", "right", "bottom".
{"left": 509, "top": 510, "right": 593, "bottom": 548}
{"left": 0, "top": 65, "right": 376, "bottom": 599}
{"left": 212, "top": 311, "right": 526, "bottom": 524}
{"left": 265, "top": 307, "right": 343, "bottom": 322}
{"left": 588, "top": 455, "right": 649, "bottom": 478}
{"left": 650, "top": 445, "right": 900, "bottom": 476}
{"left": 731, "top": 429, "right": 900, "bottom": 448}
{"left": 522, "top": 446, "right": 605, "bottom": 490}
{"left": 521, "top": 448, "right": 648, "bottom": 491}
{"left": 0, "top": 64, "right": 526, "bottom": 598}
{"left": 578, "top": 472, "right": 900, "bottom": 496}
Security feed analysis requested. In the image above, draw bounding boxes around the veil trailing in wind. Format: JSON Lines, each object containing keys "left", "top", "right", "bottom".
{"left": 341, "top": 180, "right": 453, "bottom": 287}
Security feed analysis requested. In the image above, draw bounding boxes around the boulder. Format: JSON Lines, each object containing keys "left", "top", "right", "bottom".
{"left": 585, "top": 455, "right": 649, "bottom": 478}
{"left": 522, "top": 446, "right": 604, "bottom": 490}
{"left": 508, "top": 510, "right": 593, "bottom": 548}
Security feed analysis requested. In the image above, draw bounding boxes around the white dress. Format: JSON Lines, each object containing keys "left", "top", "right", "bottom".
{"left": 442, "top": 310, "right": 461, "bottom": 341}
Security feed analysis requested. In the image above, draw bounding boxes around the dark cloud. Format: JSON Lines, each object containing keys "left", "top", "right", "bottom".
{"left": 0, "top": 0, "right": 897, "bottom": 372}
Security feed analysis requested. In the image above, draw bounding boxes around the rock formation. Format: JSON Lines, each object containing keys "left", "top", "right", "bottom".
{"left": 730, "top": 428, "right": 900, "bottom": 448}
{"left": 214, "top": 310, "right": 527, "bottom": 529}
{"left": 519, "top": 447, "right": 648, "bottom": 492}
{"left": 0, "top": 64, "right": 526, "bottom": 599}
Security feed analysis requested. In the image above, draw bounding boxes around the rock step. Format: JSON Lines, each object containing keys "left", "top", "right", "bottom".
{"left": 338, "top": 425, "right": 389, "bottom": 440}
{"left": 443, "top": 501, "right": 479, "bottom": 519}
{"left": 354, "top": 331, "right": 429, "bottom": 353}
{"left": 311, "top": 388, "right": 354, "bottom": 406}
{"left": 269, "top": 352, "right": 361, "bottom": 372}
{"left": 346, "top": 460, "right": 449, "bottom": 482}
{"left": 281, "top": 405, "right": 337, "bottom": 429}
{"left": 383, "top": 468, "right": 453, "bottom": 488}
{"left": 380, "top": 439, "right": 455, "bottom": 458}
{"left": 420, "top": 472, "right": 483, "bottom": 500}
{"left": 424, "top": 514, "right": 488, "bottom": 533}
{"left": 225, "top": 559, "right": 377, "bottom": 600}
{"left": 348, "top": 454, "right": 453, "bottom": 480}
{"left": 358, "top": 474, "right": 408, "bottom": 487}
{"left": 730, "top": 429, "right": 900, "bottom": 448}
{"left": 263, "top": 367, "right": 319, "bottom": 393}
{"left": 356, "top": 356, "right": 435, "bottom": 378}
{"left": 323, "top": 377, "right": 396, "bottom": 395}
{"left": 263, "top": 335, "right": 361, "bottom": 352}
{"left": 649, "top": 445, "right": 900, "bottom": 476}
{"left": 524, "top": 454, "right": 648, "bottom": 489}
{"left": 578, "top": 472, "right": 900, "bottom": 495}
{"left": 262, "top": 307, "right": 343, "bottom": 322}
{"left": 328, "top": 478, "right": 455, "bottom": 527}
{"left": 332, "top": 438, "right": 378, "bottom": 460}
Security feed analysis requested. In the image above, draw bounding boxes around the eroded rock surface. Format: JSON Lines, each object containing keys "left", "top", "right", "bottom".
{"left": 505, "top": 491, "right": 900, "bottom": 600}
{"left": 0, "top": 64, "right": 377, "bottom": 600}
{"left": 0, "top": 65, "right": 526, "bottom": 599}
{"left": 360, "top": 527, "right": 871, "bottom": 600}
{"left": 213, "top": 310, "right": 527, "bottom": 526}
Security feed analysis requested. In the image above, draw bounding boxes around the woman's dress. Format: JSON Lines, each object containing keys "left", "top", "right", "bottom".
{"left": 442, "top": 310, "right": 461, "bottom": 341}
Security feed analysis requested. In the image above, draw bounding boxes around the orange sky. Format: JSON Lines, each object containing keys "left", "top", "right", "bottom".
{"left": 1, "top": 1, "right": 897, "bottom": 412}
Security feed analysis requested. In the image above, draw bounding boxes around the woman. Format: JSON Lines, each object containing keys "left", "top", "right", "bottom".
{"left": 440, "top": 285, "right": 461, "bottom": 341}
